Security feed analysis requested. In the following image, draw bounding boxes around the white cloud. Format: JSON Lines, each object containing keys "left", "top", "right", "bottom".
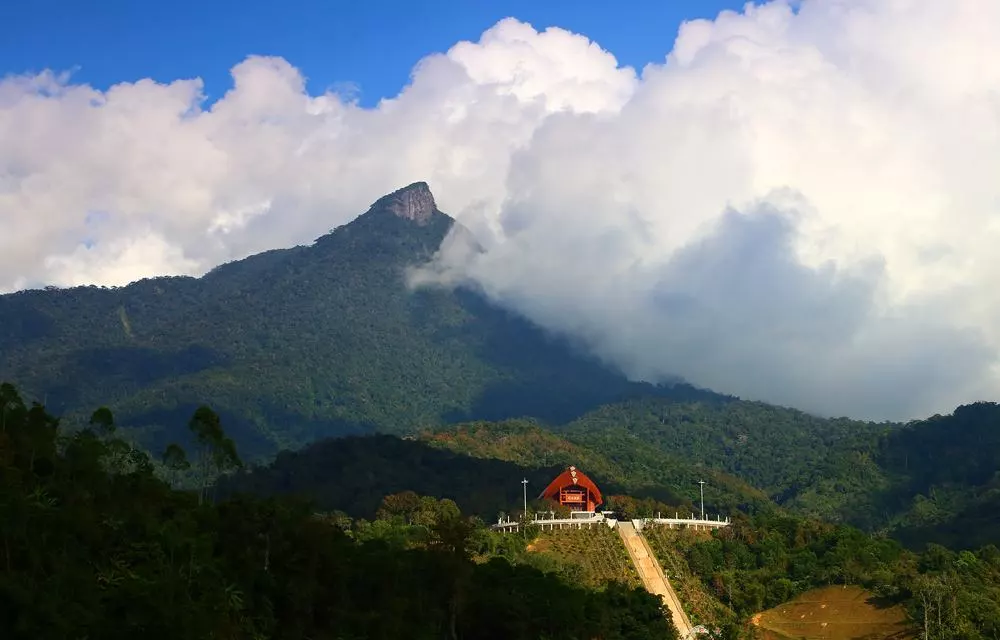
{"left": 2, "top": 3, "right": 1000, "bottom": 419}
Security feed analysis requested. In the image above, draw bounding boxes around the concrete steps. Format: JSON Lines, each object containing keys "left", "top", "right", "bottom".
{"left": 618, "top": 521, "right": 693, "bottom": 637}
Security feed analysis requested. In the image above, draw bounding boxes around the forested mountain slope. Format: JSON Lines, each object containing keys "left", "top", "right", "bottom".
{"left": 0, "top": 182, "right": 691, "bottom": 458}
{"left": 4, "top": 181, "right": 998, "bottom": 553}
{"left": 874, "top": 401, "right": 1000, "bottom": 549}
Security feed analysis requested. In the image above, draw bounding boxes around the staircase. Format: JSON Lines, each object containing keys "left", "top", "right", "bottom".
{"left": 618, "top": 521, "right": 693, "bottom": 637}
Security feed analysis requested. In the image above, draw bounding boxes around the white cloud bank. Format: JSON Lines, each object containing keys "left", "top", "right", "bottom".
{"left": 2, "top": 0, "right": 999, "bottom": 420}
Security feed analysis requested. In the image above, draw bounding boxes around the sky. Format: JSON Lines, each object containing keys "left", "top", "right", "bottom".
{"left": 1, "top": 0, "right": 746, "bottom": 107}
{"left": 2, "top": 0, "right": 999, "bottom": 421}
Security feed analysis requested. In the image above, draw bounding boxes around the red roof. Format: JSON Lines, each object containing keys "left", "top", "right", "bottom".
{"left": 538, "top": 466, "right": 603, "bottom": 506}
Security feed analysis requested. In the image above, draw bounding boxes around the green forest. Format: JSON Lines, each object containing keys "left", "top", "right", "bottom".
{"left": 5, "top": 381, "right": 1000, "bottom": 638}
{"left": 4, "top": 183, "right": 1000, "bottom": 638}
{"left": 3, "top": 190, "right": 996, "bottom": 550}
{"left": 0, "top": 383, "right": 674, "bottom": 639}
{"left": 645, "top": 514, "right": 1000, "bottom": 639}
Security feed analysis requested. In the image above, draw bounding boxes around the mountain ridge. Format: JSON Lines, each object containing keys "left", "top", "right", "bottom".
{"left": 6, "top": 181, "right": 996, "bottom": 551}
{"left": 0, "top": 182, "right": 707, "bottom": 459}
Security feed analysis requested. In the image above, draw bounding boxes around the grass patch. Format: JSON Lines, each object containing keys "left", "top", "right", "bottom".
{"left": 752, "top": 585, "right": 917, "bottom": 640}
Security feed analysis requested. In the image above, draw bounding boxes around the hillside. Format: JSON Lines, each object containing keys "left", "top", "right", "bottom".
{"left": 3, "top": 180, "right": 999, "bottom": 553}
{"left": 557, "top": 398, "right": 893, "bottom": 522}
{"left": 421, "top": 420, "right": 775, "bottom": 515}
{"left": 219, "top": 421, "right": 776, "bottom": 524}
{"left": 217, "top": 433, "right": 572, "bottom": 519}
{"left": 0, "top": 386, "right": 676, "bottom": 640}
{"left": 528, "top": 527, "right": 642, "bottom": 588}
{"left": 0, "top": 182, "right": 677, "bottom": 458}
{"left": 874, "top": 402, "right": 1000, "bottom": 549}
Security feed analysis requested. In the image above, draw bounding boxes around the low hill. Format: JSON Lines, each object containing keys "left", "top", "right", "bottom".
{"left": 220, "top": 424, "right": 776, "bottom": 521}
{"left": 557, "top": 397, "right": 893, "bottom": 523}
{"left": 421, "top": 419, "right": 775, "bottom": 515}
{"left": 217, "top": 433, "right": 572, "bottom": 519}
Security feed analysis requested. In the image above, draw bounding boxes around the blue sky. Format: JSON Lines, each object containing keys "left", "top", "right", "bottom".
{"left": 1, "top": 0, "right": 748, "bottom": 106}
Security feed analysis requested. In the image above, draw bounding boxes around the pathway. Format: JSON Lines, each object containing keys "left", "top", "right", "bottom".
{"left": 618, "top": 521, "right": 693, "bottom": 638}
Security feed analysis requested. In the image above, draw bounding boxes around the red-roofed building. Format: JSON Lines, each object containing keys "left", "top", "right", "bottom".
{"left": 538, "top": 466, "right": 603, "bottom": 512}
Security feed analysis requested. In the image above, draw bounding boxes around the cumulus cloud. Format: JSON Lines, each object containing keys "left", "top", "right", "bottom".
{"left": 2, "top": 1, "right": 999, "bottom": 419}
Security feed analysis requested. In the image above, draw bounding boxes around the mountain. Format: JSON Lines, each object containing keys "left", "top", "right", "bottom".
{"left": 4, "top": 180, "right": 998, "bottom": 551}
{"left": 0, "top": 182, "right": 691, "bottom": 459}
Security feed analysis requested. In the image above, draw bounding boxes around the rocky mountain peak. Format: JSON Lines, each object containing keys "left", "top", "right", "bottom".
{"left": 370, "top": 181, "right": 437, "bottom": 225}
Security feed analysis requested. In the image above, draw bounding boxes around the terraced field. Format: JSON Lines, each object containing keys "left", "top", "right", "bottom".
{"left": 526, "top": 526, "right": 641, "bottom": 590}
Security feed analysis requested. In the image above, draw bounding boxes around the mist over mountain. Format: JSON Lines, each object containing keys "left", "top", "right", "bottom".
{"left": 0, "top": 183, "right": 722, "bottom": 459}
{"left": 7, "top": 3, "right": 1000, "bottom": 637}
{"left": 4, "top": 179, "right": 1000, "bottom": 552}
{"left": 4, "top": 2, "right": 1000, "bottom": 419}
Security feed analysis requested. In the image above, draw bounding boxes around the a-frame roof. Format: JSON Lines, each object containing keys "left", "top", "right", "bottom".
{"left": 538, "top": 466, "right": 603, "bottom": 506}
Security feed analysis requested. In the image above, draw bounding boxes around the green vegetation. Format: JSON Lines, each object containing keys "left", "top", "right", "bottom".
{"left": 643, "top": 528, "right": 736, "bottom": 629}
{"left": 217, "top": 420, "right": 768, "bottom": 526}
{"left": 559, "top": 398, "right": 1000, "bottom": 550}
{"left": 0, "top": 188, "right": 678, "bottom": 460}
{"left": 875, "top": 402, "right": 1000, "bottom": 548}
{"left": 0, "top": 382, "right": 676, "bottom": 639}
{"left": 224, "top": 415, "right": 1000, "bottom": 636}
{"left": 559, "top": 398, "right": 890, "bottom": 522}
{"left": 644, "top": 513, "right": 1000, "bottom": 639}
{"left": 524, "top": 527, "right": 641, "bottom": 590}
{"left": 422, "top": 419, "right": 776, "bottom": 516}
{"left": 216, "top": 433, "right": 569, "bottom": 519}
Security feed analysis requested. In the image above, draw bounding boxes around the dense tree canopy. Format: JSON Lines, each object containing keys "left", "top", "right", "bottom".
{"left": 0, "top": 384, "right": 677, "bottom": 639}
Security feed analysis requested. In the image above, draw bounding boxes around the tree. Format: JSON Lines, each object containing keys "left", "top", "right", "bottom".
{"left": 162, "top": 443, "right": 191, "bottom": 487}
{"left": 376, "top": 490, "right": 423, "bottom": 523}
{"left": 0, "top": 382, "right": 25, "bottom": 434}
{"left": 187, "top": 406, "right": 241, "bottom": 504}
{"left": 89, "top": 407, "right": 116, "bottom": 436}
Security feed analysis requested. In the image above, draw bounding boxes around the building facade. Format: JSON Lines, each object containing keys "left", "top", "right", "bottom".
{"left": 538, "top": 465, "right": 603, "bottom": 512}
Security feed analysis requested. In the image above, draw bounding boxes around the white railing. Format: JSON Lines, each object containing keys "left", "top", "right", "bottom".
{"left": 492, "top": 510, "right": 731, "bottom": 532}
{"left": 634, "top": 512, "right": 731, "bottom": 532}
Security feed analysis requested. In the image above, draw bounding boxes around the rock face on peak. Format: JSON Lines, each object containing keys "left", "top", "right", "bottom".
{"left": 370, "top": 181, "right": 437, "bottom": 225}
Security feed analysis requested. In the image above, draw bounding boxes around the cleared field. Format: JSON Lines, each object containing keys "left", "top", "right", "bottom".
{"left": 526, "top": 526, "right": 642, "bottom": 590}
{"left": 752, "top": 585, "right": 917, "bottom": 640}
